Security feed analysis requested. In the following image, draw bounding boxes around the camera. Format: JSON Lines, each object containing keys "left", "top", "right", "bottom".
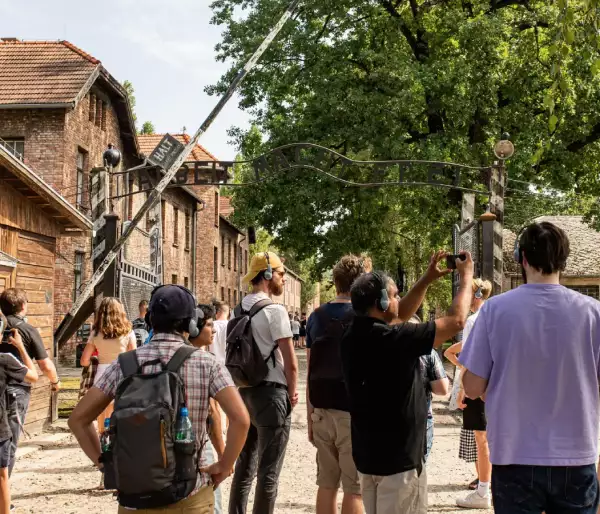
{"left": 446, "top": 254, "right": 466, "bottom": 270}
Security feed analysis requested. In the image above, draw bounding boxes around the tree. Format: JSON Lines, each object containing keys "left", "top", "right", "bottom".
{"left": 140, "top": 121, "right": 155, "bottom": 135}
{"left": 122, "top": 80, "right": 137, "bottom": 126}
{"left": 210, "top": 0, "right": 600, "bottom": 299}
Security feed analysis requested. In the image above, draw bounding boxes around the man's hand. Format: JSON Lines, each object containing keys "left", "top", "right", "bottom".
{"left": 290, "top": 392, "right": 299, "bottom": 408}
{"left": 425, "top": 250, "right": 453, "bottom": 283}
{"left": 455, "top": 251, "right": 474, "bottom": 278}
{"left": 457, "top": 389, "right": 467, "bottom": 410}
{"left": 51, "top": 381, "right": 61, "bottom": 392}
{"left": 7, "top": 329, "right": 25, "bottom": 351}
{"left": 200, "top": 461, "right": 233, "bottom": 489}
{"left": 307, "top": 415, "right": 315, "bottom": 446}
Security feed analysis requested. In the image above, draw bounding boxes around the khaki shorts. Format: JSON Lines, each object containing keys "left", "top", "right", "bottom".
{"left": 312, "top": 408, "right": 360, "bottom": 495}
{"left": 360, "top": 468, "right": 427, "bottom": 514}
{"left": 117, "top": 485, "right": 214, "bottom": 513}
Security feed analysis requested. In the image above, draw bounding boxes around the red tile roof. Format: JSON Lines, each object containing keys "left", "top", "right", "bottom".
{"left": 0, "top": 40, "right": 100, "bottom": 105}
{"left": 137, "top": 133, "right": 219, "bottom": 162}
{"left": 220, "top": 196, "right": 234, "bottom": 216}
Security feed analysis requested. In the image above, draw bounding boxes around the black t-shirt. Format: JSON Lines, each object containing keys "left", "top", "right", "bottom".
{"left": 0, "top": 354, "right": 27, "bottom": 440}
{"left": 341, "top": 316, "right": 436, "bottom": 476}
{"left": 0, "top": 315, "right": 47, "bottom": 388}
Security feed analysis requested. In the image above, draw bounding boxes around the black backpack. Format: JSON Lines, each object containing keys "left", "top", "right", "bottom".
{"left": 101, "top": 345, "right": 200, "bottom": 509}
{"left": 308, "top": 304, "right": 355, "bottom": 411}
{"left": 226, "top": 299, "right": 276, "bottom": 387}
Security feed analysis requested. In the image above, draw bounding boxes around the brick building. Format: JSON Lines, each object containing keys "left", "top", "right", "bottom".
{"left": 0, "top": 139, "right": 92, "bottom": 428}
{"left": 271, "top": 267, "right": 303, "bottom": 314}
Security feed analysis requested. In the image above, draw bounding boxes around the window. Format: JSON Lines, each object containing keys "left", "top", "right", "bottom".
{"left": 228, "top": 288, "right": 231, "bottom": 305}
{"left": 233, "top": 290, "right": 237, "bottom": 305}
{"left": 213, "top": 247, "right": 218, "bottom": 282}
{"left": 95, "top": 97, "right": 102, "bottom": 127}
{"left": 567, "top": 285, "right": 600, "bottom": 300}
{"left": 185, "top": 211, "right": 191, "bottom": 250}
{"left": 161, "top": 200, "right": 166, "bottom": 236}
{"left": 173, "top": 207, "right": 179, "bottom": 246}
{"left": 76, "top": 149, "right": 87, "bottom": 210}
{"left": 101, "top": 101, "right": 107, "bottom": 131}
{"left": 1, "top": 138, "right": 24, "bottom": 160}
{"left": 221, "top": 236, "right": 225, "bottom": 266}
{"left": 73, "top": 251, "right": 84, "bottom": 300}
{"left": 228, "top": 239, "right": 232, "bottom": 269}
{"left": 172, "top": 274, "right": 178, "bottom": 284}
{"left": 214, "top": 191, "right": 219, "bottom": 226}
{"left": 221, "top": 287, "right": 225, "bottom": 301}
{"left": 89, "top": 94, "right": 95, "bottom": 122}
{"left": 184, "top": 277, "right": 189, "bottom": 288}
{"left": 234, "top": 244, "right": 238, "bottom": 271}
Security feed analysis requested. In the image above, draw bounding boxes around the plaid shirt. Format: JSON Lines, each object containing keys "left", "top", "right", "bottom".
{"left": 419, "top": 349, "right": 447, "bottom": 418}
{"left": 95, "top": 333, "right": 235, "bottom": 490}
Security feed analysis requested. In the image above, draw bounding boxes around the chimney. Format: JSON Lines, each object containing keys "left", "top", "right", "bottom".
{"left": 1, "top": 38, "right": 19, "bottom": 42}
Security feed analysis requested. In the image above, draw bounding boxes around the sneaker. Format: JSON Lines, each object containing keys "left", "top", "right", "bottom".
{"left": 10, "top": 505, "right": 14, "bottom": 511}
{"left": 468, "top": 478, "right": 479, "bottom": 490}
{"left": 456, "top": 491, "right": 492, "bottom": 509}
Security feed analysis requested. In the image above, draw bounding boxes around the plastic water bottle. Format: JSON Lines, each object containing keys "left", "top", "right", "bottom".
{"left": 175, "top": 407, "right": 194, "bottom": 442}
{"left": 100, "top": 418, "right": 111, "bottom": 452}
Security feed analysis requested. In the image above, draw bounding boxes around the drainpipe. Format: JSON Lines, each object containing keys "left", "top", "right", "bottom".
{"left": 191, "top": 205, "right": 198, "bottom": 296}
{"left": 237, "top": 233, "right": 247, "bottom": 306}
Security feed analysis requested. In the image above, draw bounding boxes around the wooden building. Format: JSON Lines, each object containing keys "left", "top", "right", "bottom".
{"left": 0, "top": 142, "right": 91, "bottom": 428}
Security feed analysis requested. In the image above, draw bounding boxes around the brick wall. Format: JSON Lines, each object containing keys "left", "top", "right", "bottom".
{"left": 271, "top": 271, "right": 302, "bottom": 314}
{"left": 216, "top": 218, "right": 248, "bottom": 307}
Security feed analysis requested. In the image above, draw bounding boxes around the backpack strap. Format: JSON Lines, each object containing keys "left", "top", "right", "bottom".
{"left": 166, "top": 345, "right": 198, "bottom": 373}
{"left": 248, "top": 298, "right": 273, "bottom": 318}
{"left": 118, "top": 350, "right": 140, "bottom": 378}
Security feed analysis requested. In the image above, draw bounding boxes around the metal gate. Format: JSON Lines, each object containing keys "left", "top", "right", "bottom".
{"left": 119, "top": 262, "right": 159, "bottom": 320}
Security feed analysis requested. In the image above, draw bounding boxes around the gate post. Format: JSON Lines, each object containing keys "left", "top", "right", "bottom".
{"left": 103, "top": 213, "right": 120, "bottom": 298}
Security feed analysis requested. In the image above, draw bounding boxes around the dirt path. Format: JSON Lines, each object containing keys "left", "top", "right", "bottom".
{"left": 11, "top": 351, "right": 490, "bottom": 513}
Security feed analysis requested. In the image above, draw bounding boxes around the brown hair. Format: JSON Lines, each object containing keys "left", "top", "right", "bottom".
{"left": 518, "top": 222, "right": 570, "bottom": 274}
{"left": 472, "top": 279, "right": 493, "bottom": 300}
{"left": 333, "top": 254, "right": 373, "bottom": 294}
{"left": 0, "top": 288, "right": 27, "bottom": 316}
{"left": 93, "top": 297, "right": 132, "bottom": 339}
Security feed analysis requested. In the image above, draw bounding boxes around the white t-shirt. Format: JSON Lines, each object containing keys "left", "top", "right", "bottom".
{"left": 460, "top": 309, "right": 481, "bottom": 354}
{"left": 241, "top": 292, "right": 292, "bottom": 386}
{"left": 291, "top": 319, "right": 300, "bottom": 335}
{"left": 209, "top": 319, "right": 228, "bottom": 365}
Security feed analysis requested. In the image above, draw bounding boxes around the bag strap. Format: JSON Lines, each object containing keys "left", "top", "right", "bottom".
{"left": 118, "top": 350, "right": 139, "bottom": 378}
{"left": 166, "top": 345, "right": 198, "bottom": 373}
{"left": 248, "top": 298, "right": 273, "bottom": 318}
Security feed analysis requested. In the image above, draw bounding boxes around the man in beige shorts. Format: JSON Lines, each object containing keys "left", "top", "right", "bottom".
{"left": 306, "top": 254, "right": 371, "bottom": 514}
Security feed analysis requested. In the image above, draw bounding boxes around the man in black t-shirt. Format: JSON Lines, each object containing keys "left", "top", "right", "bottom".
{"left": 341, "top": 251, "right": 473, "bottom": 514}
{"left": 0, "top": 288, "right": 61, "bottom": 476}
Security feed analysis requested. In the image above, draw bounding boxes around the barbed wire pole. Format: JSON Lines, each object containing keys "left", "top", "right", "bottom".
{"left": 54, "top": 0, "right": 301, "bottom": 345}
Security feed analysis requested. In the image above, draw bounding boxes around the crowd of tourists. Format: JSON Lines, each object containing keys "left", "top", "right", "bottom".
{"left": 0, "top": 219, "right": 597, "bottom": 513}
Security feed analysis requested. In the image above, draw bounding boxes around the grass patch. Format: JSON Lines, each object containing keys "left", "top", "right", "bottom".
{"left": 60, "top": 377, "right": 80, "bottom": 390}
{"left": 58, "top": 399, "right": 77, "bottom": 419}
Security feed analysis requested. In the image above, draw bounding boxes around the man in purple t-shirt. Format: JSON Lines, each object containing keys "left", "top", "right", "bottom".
{"left": 461, "top": 221, "right": 600, "bottom": 513}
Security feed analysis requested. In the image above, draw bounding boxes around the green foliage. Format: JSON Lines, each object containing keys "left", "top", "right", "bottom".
{"left": 140, "top": 121, "right": 155, "bottom": 135}
{"left": 210, "top": 0, "right": 600, "bottom": 308}
{"left": 122, "top": 80, "right": 137, "bottom": 126}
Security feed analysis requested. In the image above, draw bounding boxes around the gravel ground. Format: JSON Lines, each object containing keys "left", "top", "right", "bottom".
{"left": 11, "top": 352, "right": 490, "bottom": 513}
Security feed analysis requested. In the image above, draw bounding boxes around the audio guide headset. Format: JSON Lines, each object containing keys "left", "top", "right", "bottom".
{"left": 474, "top": 285, "right": 483, "bottom": 300}
{"left": 371, "top": 272, "right": 390, "bottom": 312}
{"left": 513, "top": 226, "right": 527, "bottom": 263}
{"left": 148, "top": 284, "right": 202, "bottom": 338}
{"left": 263, "top": 252, "right": 273, "bottom": 280}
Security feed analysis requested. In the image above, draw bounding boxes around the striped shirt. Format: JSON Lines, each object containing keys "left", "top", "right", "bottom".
{"left": 95, "top": 333, "right": 235, "bottom": 491}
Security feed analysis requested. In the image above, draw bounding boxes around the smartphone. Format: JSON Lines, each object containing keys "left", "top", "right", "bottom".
{"left": 446, "top": 254, "right": 467, "bottom": 270}
{"left": 1, "top": 330, "right": 11, "bottom": 343}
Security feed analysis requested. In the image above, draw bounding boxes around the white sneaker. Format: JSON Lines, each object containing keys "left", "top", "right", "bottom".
{"left": 456, "top": 491, "right": 492, "bottom": 509}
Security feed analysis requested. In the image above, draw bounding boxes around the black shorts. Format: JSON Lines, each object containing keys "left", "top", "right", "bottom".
{"left": 0, "top": 438, "right": 11, "bottom": 469}
{"left": 463, "top": 398, "right": 487, "bottom": 431}
{"left": 293, "top": 334, "right": 300, "bottom": 341}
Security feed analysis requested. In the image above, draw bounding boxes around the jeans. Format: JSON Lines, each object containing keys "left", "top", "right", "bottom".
{"left": 5, "top": 386, "right": 30, "bottom": 476}
{"left": 424, "top": 417, "right": 434, "bottom": 463}
{"left": 492, "top": 464, "right": 600, "bottom": 514}
{"left": 204, "top": 439, "right": 222, "bottom": 514}
{"left": 229, "top": 384, "right": 291, "bottom": 514}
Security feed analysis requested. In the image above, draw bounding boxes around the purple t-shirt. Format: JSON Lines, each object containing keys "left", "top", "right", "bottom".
{"left": 460, "top": 284, "right": 600, "bottom": 466}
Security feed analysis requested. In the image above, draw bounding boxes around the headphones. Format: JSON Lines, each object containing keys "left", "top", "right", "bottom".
{"left": 371, "top": 272, "right": 390, "bottom": 312}
{"left": 148, "top": 284, "right": 202, "bottom": 338}
{"left": 263, "top": 252, "right": 273, "bottom": 280}
{"left": 513, "top": 226, "right": 527, "bottom": 263}
{"left": 474, "top": 285, "right": 483, "bottom": 299}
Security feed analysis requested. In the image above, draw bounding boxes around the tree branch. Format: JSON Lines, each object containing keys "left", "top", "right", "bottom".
{"left": 566, "top": 122, "right": 600, "bottom": 153}
{"left": 379, "top": 0, "right": 424, "bottom": 61}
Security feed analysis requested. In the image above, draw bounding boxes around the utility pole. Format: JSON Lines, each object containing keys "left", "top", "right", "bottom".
{"left": 54, "top": 0, "right": 301, "bottom": 346}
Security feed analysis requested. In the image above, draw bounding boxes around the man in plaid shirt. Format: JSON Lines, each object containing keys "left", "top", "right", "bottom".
{"left": 69, "top": 285, "right": 250, "bottom": 513}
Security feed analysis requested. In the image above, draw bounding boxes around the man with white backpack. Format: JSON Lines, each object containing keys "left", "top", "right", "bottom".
{"left": 227, "top": 251, "right": 299, "bottom": 514}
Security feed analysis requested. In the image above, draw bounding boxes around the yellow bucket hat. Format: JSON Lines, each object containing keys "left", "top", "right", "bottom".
{"left": 242, "top": 251, "right": 285, "bottom": 285}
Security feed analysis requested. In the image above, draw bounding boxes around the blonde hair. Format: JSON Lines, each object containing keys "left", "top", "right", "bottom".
{"left": 473, "top": 279, "right": 492, "bottom": 300}
{"left": 333, "top": 254, "right": 373, "bottom": 294}
{"left": 93, "top": 297, "right": 132, "bottom": 339}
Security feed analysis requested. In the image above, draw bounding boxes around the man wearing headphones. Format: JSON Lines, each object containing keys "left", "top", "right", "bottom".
{"left": 341, "top": 251, "right": 474, "bottom": 514}
{"left": 461, "top": 222, "right": 600, "bottom": 513}
{"left": 229, "top": 251, "right": 299, "bottom": 514}
{"left": 69, "top": 285, "right": 250, "bottom": 512}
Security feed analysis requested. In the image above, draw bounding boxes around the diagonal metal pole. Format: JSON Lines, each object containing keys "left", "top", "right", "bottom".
{"left": 55, "top": 0, "right": 301, "bottom": 343}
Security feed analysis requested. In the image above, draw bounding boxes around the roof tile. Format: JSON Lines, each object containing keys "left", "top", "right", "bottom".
{"left": 137, "top": 133, "right": 218, "bottom": 162}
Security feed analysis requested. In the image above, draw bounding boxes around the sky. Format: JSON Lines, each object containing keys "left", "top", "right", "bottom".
{"left": 0, "top": 0, "right": 251, "bottom": 160}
